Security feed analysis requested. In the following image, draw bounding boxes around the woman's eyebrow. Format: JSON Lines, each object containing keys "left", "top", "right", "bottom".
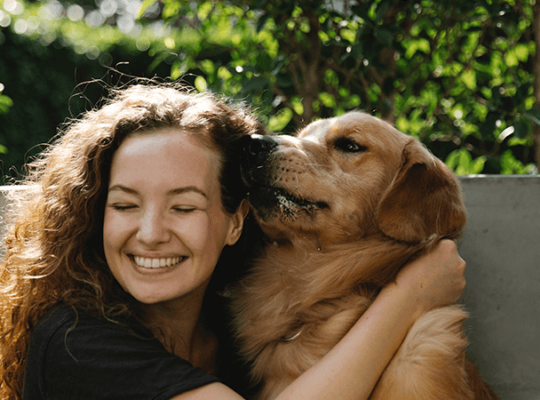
{"left": 167, "top": 186, "right": 207, "bottom": 198}
{"left": 108, "top": 184, "right": 207, "bottom": 198}
{"left": 108, "top": 184, "right": 138, "bottom": 195}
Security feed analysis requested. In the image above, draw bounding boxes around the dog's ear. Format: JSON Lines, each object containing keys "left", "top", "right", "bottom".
{"left": 376, "top": 140, "right": 466, "bottom": 243}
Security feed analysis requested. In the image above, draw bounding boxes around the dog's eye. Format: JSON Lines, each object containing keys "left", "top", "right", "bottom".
{"left": 334, "top": 137, "right": 367, "bottom": 153}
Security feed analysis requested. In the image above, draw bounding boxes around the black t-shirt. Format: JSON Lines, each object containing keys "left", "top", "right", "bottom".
{"left": 23, "top": 306, "right": 220, "bottom": 400}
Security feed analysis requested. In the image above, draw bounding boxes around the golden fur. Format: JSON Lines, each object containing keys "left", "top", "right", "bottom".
{"left": 231, "top": 112, "right": 498, "bottom": 400}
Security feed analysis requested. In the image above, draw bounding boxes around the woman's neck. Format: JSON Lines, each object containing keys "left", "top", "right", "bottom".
{"left": 139, "top": 288, "right": 218, "bottom": 373}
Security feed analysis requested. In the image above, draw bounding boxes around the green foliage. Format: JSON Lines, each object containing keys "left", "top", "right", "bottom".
{"left": 150, "top": 0, "right": 538, "bottom": 175}
{"left": 0, "top": 84, "right": 12, "bottom": 154}
{"left": 0, "top": 93, "right": 13, "bottom": 115}
{"left": 0, "top": 0, "right": 174, "bottom": 182}
{"left": 0, "top": 0, "right": 538, "bottom": 178}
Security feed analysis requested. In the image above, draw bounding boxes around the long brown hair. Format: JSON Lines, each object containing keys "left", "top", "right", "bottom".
{"left": 0, "top": 81, "right": 265, "bottom": 400}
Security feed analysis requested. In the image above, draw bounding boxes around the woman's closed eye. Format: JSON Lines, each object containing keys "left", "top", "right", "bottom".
{"left": 172, "top": 206, "right": 197, "bottom": 213}
{"left": 110, "top": 203, "right": 138, "bottom": 211}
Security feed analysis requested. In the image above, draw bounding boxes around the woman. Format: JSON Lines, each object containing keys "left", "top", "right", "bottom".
{"left": 0, "top": 82, "right": 466, "bottom": 400}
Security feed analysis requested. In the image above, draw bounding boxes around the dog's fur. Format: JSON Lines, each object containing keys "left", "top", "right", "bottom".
{"left": 231, "top": 112, "right": 498, "bottom": 400}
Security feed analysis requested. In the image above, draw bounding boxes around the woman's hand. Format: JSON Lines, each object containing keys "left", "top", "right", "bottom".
{"left": 391, "top": 239, "right": 467, "bottom": 318}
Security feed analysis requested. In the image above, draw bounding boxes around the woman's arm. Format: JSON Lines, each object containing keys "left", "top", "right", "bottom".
{"left": 172, "top": 239, "right": 466, "bottom": 400}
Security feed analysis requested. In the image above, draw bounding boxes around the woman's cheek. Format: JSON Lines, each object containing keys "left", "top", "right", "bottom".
{"left": 176, "top": 214, "right": 212, "bottom": 251}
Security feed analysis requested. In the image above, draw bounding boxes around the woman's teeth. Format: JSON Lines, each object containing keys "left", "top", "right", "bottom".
{"left": 133, "top": 256, "right": 183, "bottom": 269}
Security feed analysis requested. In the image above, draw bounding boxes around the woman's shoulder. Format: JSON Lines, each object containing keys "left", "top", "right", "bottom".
{"left": 30, "top": 305, "right": 152, "bottom": 347}
{"left": 31, "top": 305, "right": 75, "bottom": 337}
{"left": 25, "top": 305, "right": 220, "bottom": 400}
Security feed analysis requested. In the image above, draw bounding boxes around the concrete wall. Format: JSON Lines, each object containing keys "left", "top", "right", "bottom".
{"left": 458, "top": 176, "right": 540, "bottom": 399}
{"left": 1, "top": 176, "right": 539, "bottom": 398}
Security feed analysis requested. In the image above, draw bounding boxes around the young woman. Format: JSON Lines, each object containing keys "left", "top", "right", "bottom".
{"left": 0, "top": 82, "right": 466, "bottom": 400}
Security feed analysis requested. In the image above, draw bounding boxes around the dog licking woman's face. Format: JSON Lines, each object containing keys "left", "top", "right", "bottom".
{"left": 103, "top": 129, "right": 247, "bottom": 306}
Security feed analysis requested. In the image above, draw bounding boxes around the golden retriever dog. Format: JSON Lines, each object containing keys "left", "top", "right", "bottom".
{"left": 231, "top": 112, "right": 498, "bottom": 400}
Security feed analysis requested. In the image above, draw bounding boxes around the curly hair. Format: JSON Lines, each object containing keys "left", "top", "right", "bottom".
{"left": 0, "top": 82, "right": 266, "bottom": 400}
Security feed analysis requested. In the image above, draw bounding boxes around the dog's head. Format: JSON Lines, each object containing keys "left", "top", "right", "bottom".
{"left": 239, "top": 112, "right": 466, "bottom": 246}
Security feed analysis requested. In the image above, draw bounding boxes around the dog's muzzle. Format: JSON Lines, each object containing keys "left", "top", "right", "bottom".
{"left": 238, "top": 134, "right": 278, "bottom": 185}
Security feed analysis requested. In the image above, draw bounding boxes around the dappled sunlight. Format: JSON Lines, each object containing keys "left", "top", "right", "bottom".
{"left": 0, "top": 0, "right": 175, "bottom": 63}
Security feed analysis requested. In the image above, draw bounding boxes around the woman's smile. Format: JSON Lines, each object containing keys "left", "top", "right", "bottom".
{"left": 131, "top": 255, "right": 187, "bottom": 269}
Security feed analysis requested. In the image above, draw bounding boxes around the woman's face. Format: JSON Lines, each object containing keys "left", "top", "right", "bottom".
{"left": 103, "top": 128, "right": 246, "bottom": 305}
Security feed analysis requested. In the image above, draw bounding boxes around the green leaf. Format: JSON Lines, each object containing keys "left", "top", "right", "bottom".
{"left": 0, "top": 94, "right": 13, "bottom": 115}
{"left": 256, "top": 52, "right": 272, "bottom": 72}
{"left": 461, "top": 70, "right": 477, "bottom": 90}
{"left": 374, "top": 29, "right": 393, "bottom": 47}
{"left": 524, "top": 107, "right": 540, "bottom": 126}
{"left": 170, "top": 61, "right": 185, "bottom": 80}
{"left": 445, "top": 148, "right": 486, "bottom": 175}
{"left": 405, "top": 38, "right": 430, "bottom": 58}
{"left": 242, "top": 76, "right": 271, "bottom": 94}
{"left": 351, "top": 5, "right": 371, "bottom": 23}
{"left": 0, "top": 144, "right": 8, "bottom": 154}
{"left": 500, "top": 149, "right": 535, "bottom": 174}
{"left": 468, "top": 155, "right": 487, "bottom": 174}
{"left": 375, "top": 0, "right": 392, "bottom": 23}
{"left": 267, "top": 108, "right": 293, "bottom": 132}
{"left": 515, "top": 44, "right": 530, "bottom": 62}
{"left": 256, "top": 13, "right": 270, "bottom": 33}
{"left": 137, "top": 0, "right": 158, "bottom": 19}
{"left": 505, "top": 49, "right": 519, "bottom": 67}
{"left": 491, "top": 87, "right": 502, "bottom": 108}
{"left": 513, "top": 119, "right": 530, "bottom": 139}
{"left": 350, "top": 43, "right": 364, "bottom": 59}
{"left": 194, "top": 76, "right": 208, "bottom": 92}
{"left": 319, "top": 92, "right": 336, "bottom": 108}
{"left": 479, "top": 111, "right": 500, "bottom": 139}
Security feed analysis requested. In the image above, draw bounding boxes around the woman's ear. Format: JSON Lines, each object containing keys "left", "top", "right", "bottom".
{"left": 226, "top": 199, "right": 250, "bottom": 246}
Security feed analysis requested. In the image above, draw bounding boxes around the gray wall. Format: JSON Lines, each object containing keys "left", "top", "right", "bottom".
{"left": 1, "top": 176, "right": 539, "bottom": 398}
{"left": 458, "top": 176, "right": 540, "bottom": 399}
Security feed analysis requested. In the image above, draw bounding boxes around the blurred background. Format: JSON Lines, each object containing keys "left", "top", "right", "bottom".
{"left": 1, "top": 0, "right": 539, "bottom": 183}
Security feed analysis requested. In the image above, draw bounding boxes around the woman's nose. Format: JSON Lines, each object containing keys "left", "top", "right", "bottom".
{"left": 136, "top": 209, "right": 170, "bottom": 246}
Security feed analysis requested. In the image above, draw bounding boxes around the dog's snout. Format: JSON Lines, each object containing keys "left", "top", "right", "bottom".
{"left": 238, "top": 134, "right": 278, "bottom": 186}
{"left": 241, "top": 134, "right": 278, "bottom": 157}
{"left": 239, "top": 134, "right": 278, "bottom": 167}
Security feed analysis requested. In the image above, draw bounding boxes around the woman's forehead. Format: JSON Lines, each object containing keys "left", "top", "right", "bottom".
{"left": 110, "top": 129, "right": 222, "bottom": 197}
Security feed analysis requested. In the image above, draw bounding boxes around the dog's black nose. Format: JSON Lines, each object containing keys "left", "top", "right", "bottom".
{"left": 237, "top": 134, "right": 278, "bottom": 185}
{"left": 238, "top": 134, "right": 278, "bottom": 166}
{"left": 240, "top": 134, "right": 278, "bottom": 158}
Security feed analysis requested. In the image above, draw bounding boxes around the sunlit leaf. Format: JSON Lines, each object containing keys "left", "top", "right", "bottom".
{"left": 319, "top": 93, "right": 336, "bottom": 108}
{"left": 194, "top": 75, "right": 208, "bottom": 92}
{"left": 468, "top": 155, "right": 487, "bottom": 174}
{"left": 514, "top": 44, "right": 529, "bottom": 62}
{"left": 504, "top": 49, "right": 519, "bottom": 67}
{"left": 445, "top": 148, "right": 485, "bottom": 174}
{"left": 500, "top": 149, "right": 536, "bottom": 174}
{"left": 0, "top": 94, "right": 14, "bottom": 114}
{"left": 268, "top": 108, "right": 293, "bottom": 132}
{"left": 461, "top": 70, "right": 477, "bottom": 90}
{"left": 291, "top": 98, "right": 304, "bottom": 116}
{"left": 170, "top": 62, "right": 182, "bottom": 81}
{"left": 137, "top": 0, "right": 158, "bottom": 19}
